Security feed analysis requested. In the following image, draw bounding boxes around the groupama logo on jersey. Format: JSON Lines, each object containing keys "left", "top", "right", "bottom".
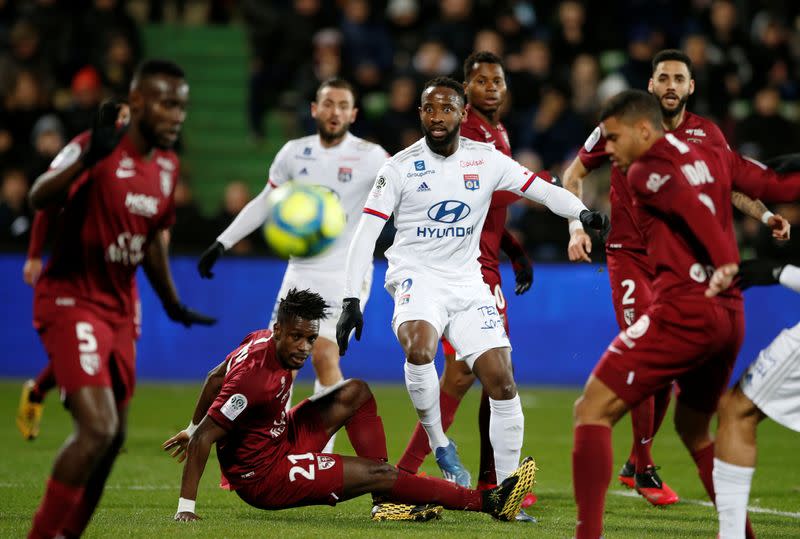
{"left": 427, "top": 200, "right": 471, "bottom": 223}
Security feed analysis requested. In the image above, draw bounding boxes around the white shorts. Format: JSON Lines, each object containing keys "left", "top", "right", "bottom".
{"left": 386, "top": 272, "right": 511, "bottom": 369}
{"left": 741, "top": 322, "right": 800, "bottom": 432}
{"left": 270, "top": 263, "right": 372, "bottom": 342}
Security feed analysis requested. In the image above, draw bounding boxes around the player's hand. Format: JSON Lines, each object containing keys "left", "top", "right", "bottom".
{"left": 706, "top": 263, "right": 739, "bottom": 297}
{"left": 511, "top": 256, "right": 533, "bottom": 295}
{"left": 23, "top": 257, "right": 43, "bottom": 286}
{"left": 568, "top": 229, "right": 593, "bottom": 263}
{"left": 736, "top": 259, "right": 784, "bottom": 290}
{"left": 164, "top": 303, "right": 217, "bottom": 327}
{"left": 198, "top": 241, "right": 225, "bottom": 278}
{"left": 336, "top": 297, "right": 363, "bottom": 356}
{"left": 162, "top": 430, "right": 191, "bottom": 463}
{"left": 767, "top": 214, "right": 791, "bottom": 241}
{"left": 83, "top": 99, "right": 128, "bottom": 167}
{"left": 174, "top": 511, "right": 200, "bottom": 522}
{"left": 579, "top": 210, "right": 611, "bottom": 239}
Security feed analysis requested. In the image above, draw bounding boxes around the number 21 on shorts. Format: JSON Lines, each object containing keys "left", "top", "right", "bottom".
{"left": 287, "top": 453, "right": 316, "bottom": 482}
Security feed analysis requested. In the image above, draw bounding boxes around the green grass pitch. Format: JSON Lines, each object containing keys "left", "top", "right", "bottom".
{"left": 2, "top": 381, "right": 798, "bottom": 538}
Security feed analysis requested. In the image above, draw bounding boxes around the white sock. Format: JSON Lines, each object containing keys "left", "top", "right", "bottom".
{"left": 404, "top": 361, "right": 448, "bottom": 450}
{"left": 714, "top": 458, "right": 754, "bottom": 539}
{"left": 489, "top": 394, "right": 524, "bottom": 484}
{"left": 314, "top": 379, "right": 338, "bottom": 453}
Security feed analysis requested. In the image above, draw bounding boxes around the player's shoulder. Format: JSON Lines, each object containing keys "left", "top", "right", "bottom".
{"left": 684, "top": 112, "right": 727, "bottom": 143}
{"left": 280, "top": 135, "right": 318, "bottom": 156}
{"left": 346, "top": 134, "right": 389, "bottom": 157}
{"left": 389, "top": 138, "right": 426, "bottom": 167}
{"left": 581, "top": 125, "right": 604, "bottom": 153}
{"left": 49, "top": 132, "right": 91, "bottom": 169}
{"left": 459, "top": 137, "right": 496, "bottom": 154}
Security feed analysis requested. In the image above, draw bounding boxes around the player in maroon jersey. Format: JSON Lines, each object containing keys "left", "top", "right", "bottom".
{"left": 27, "top": 60, "right": 215, "bottom": 539}
{"left": 163, "top": 289, "right": 537, "bottom": 522}
{"left": 563, "top": 49, "right": 789, "bottom": 506}
{"left": 396, "top": 52, "right": 537, "bottom": 516}
{"left": 570, "top": 90, "right": 800, "bottom": 539}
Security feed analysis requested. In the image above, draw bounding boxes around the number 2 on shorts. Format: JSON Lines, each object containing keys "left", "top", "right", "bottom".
{"left": 288, "top": 452, "right": 316, "bottom": 482}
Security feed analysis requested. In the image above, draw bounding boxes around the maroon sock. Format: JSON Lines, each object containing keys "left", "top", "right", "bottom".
{"left": 651, "top": 384, "right": 672, "bottom": 437}
{"left": 389, "top": 469, "right": 483, "bottom": 511}
{"left": 345, "top": 395, "right": 387, "bottom": 461}
{"left": 30, "top": 363, "right": 56, "bottom": 403}
{"left": 477, "top": 388, "right": 496, "bottom": 485}
{"left": 29, "top": 477, "right": 85, "bottom": 539}
{"left": 573, "top": 424, "right": 612, "bottom": 539}
{"left": 397, "top": 390, "right": 461, "bottom": 473}
{"left": 691, "top": 443, "right": 755, "bottom": 539}
{"left": 630, "top": 396, "right": 655, "bottom": 473}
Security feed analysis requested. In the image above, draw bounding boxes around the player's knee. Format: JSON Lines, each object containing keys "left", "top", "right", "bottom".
{"left": 719, "top": 387, "right": 759, "bottom": 425}
{"left": 77, "top": 419, "right": 118, "bottom": 455}
{"left": 338, "top": 379, "right": 372, "bottom": 408}
{"left": 481, "top": 370, "right": 516, "bottom": 400}
{"left": 405, "top": 348, "right": 435, "bottom": 366}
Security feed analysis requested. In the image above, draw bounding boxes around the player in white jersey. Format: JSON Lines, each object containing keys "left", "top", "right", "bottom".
{"left": 711, "top": 259, "right": 800, "bottom": 539}
{"left": 197, "top": 78, "right": 388, "bottom": 452}
{"left": 336, "top": 77, "right": 608, "bottom": 488}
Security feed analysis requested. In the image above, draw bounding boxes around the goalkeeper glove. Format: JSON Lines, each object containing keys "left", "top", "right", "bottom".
{"left": 197, "top": 241, "right": 225, "bottom": 279}
{"left": 336, "top": 298, "right": 363, "bottom": 356}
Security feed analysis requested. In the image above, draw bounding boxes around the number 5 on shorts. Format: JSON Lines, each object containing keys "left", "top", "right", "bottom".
{"left": 76, "top": 322, "right": 100, "bottom": 375}
{"left": 288, "top": 453, "right": 316, "bottom": 482}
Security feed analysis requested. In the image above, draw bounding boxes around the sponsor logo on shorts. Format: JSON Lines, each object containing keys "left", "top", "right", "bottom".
{"left": 317, "top": 455, "right": 336, "bottom": 470}
{"left": 221, "top": 393, "right": 248, "bottom": 421}
{"left": 625, "top": 315, "right": 650, "bottom": 339}
{"left": 477, "top": 305, "right": 505, "bottom": 331}
{"left": 398, "top": 278, "right": 412, "bottom": 305}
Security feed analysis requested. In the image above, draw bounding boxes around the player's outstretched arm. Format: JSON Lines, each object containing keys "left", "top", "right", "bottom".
{"left": 562, "top": 156, "right": 594, "bottom": 262}
{"left": 173, "top": 417, "right": 227, "bottom": 522}
{"left": 199, "top": 183, "right": 275, "bottom": 278}
{"left": 730, "top": 191, "right": 790, "bottom": 241}
{"left": 144, "top": 231, "right": 217, "bottom": 327}
{"left": 163, "top": 358, "right": 229, "bottom": 463}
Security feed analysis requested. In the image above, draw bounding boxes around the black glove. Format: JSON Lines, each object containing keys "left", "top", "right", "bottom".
{"left": 198, "top": 241, "right": 225, "bottom": 279}
{"left": 764, "top": 153, "right": 800, "bottom": 173}
{"left": 511, "top": 256, "right": 533, "bottom": 295}
{"left": 536, "top": 170, "right": 562, "bottom": 188}
{"left": 164, "top": 302, "right": 217, "bottom": 327}
{"left": 336, "top": 297, "right": 363, "bottom": 356}
{"left": 737, "top": 260, "right": 785, "bottom": 290}
{"left": 580, "top": 209, "right": 611, "bottom": 241}
{"left": 83, "top": 99, "right": 127, "bottom": 167}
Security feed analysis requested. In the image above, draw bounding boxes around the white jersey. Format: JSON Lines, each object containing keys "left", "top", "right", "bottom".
{"left": 269, "top": 132, "right": 388, "bottom": 270}
{"left": 363, "top": 137, "right": 542, "bottom": 284}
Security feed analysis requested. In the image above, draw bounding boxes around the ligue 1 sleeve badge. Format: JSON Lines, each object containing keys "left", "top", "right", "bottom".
{"left": 464, "top": 174, "right": 480, "bottom": 190}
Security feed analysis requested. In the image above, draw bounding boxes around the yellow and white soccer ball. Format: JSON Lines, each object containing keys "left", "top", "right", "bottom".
{"left": 263, "top": 183, "right": 346, "bottom": 258}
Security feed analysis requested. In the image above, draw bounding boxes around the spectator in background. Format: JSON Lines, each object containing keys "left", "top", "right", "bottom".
{"left": 749, "top": 14, "right": 797, "bottom": 100}
{"left": 19, "top": 0, "right": 73, "bottom": 85}
{"left": 517, "top": 83, "right": 583, "bottom": 169}
{"left": 706, "top": 0, "right": 753, "bottom": 94}
{"left": 0, "top": 19, "right": 54, "bottom": 95}
{"left": 73, "top": 0, "right": 142, "bottom": 75}
{"left": 411, "top": 38, "right": 458, "bottom": 84}
{"left": 0, "top": 167, "right": 31, "bottom": 247}
{"left": 340, "top": 0, "right": 393, "bottom": 94}
{"left": 213, "top": 181, "right": 263, "bottom": 255}
{"left": 170, "top": 179, "right": 216, "bottom": 252}
{"left": 386, "top": 0, "right": 422, "bottom": 71}
{"left": 294, "top": 29, "right": 344, "bottom": 133}
{"left": 550, "top": 0, "right": 593, "bottom": 79}
{"left": 736, "top": 86, "right": 800, "bottom": 160}
{"left": 62, "top": 66, "right": 103, "bottom": 137}
{"left": 96, "top": 32, "right": 137, "bottom": 96}
{"left": 506, "top": 38, "right": 551, "bottom": 144}
{"left": 618, "top": 25, "right": 656, "bottom": 91}
{"left": 2, "top": 69, "right": 52, "bottom": 164}
{"left": 473, "top": 28, "right": 504, "bottom": 58}
{"left": 426, "top": 0, "right": 476, "bottom": 61}
{"left": 26, "top": 113, "right": 65, "bottom": 180}
{"left": 377, "top": 75, "right": 418, "bottom": 155}
{"left": 570, "top": 53, "right": 602, "bottom": 131}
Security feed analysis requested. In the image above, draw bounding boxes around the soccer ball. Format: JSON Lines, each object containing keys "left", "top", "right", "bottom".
{"left": 263, "top": 183, "right": 346, "bottom": 258}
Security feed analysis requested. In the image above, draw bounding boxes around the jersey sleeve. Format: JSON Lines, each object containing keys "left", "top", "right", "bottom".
{"left": 157, "top": 157, "right": 178, "bottom": 231}
{"left": 628, "top": 158, "right": 738, "bottom": 267}
{"left": 728, "top": 152, "right": 800, "bottom": 203}
{"left": 362, "top": 161, "right": 401, "bottom": 221}
{"left": 267, "top": 141, "right": 293, "bottom": 187}
{"left": 206, "top": 362, "right": 260, "bottom": 431}
{"left": 27, "top": 208, "right": 55, "bottom": 259}
{"left": 578, "top": 126, "right": 609, "bottom": 171}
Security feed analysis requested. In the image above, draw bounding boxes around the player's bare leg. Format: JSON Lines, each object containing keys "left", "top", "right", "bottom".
{"left": 571, "top": 375, "right": 630, "bottom": 539}
{"left": 310, "top": 336, "right": 344, "bottom": 452}
{"left": 397, "top": 352, "right": 474, "bottom": 474}
{"left": 397, "top": 320, "right": 470, "bottom": 486}
{"left": 674, "top": 398, "right": 756, "bottom": 539}
{"left": 29, "top": 386, "right": 120, "bottom": 539}
{"left": 714, "top": 386, "right": 764, "bottom": 539}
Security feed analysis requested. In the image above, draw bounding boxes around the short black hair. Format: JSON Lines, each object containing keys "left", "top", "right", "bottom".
{"left": 463, "top": 51, "right": 505, "bottom": 81}
{"left": 422, "top": 76, "right": 466, "bottom": 106}
{"left": 316, "top": 77, "right": 357, "bottom": 103}
{"left": 651, "top": 49, "right": 692, "bottom": 77}
{"left": 599, "top": 89, "right": 663, "bottom": 129}
{"left": 277, "top": 288, "right": 328, "bottom": 325}
{"left": 132, "top": 59, "right": 185, "bottom": 84}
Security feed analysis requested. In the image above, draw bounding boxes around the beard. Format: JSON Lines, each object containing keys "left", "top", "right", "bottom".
{"left": 421, "top": 121, "right": 461, "bottom": 153}
{"left": 659, "top": 93, "right": 689, "bottom": 119}
{"left": 316, "top": 118, "right": 349, "bottom": 143}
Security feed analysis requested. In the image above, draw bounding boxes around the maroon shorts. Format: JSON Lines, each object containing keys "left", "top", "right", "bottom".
{"left": 593, "top": 298, "right": 744, "bottom": 413}
{"left": 606, "top": 248, "right": 654, "bottom": 329}
{"left": 234, "top": 399, "right": 345, "bottom": 509}
{"left": 34, "top": 295, "right": 136, "bottom": 406}
{"left": 442, "top": 270, "right": 508, "bottom": 356}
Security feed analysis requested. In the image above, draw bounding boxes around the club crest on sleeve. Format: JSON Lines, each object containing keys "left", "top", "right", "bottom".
{"left": 338, "top": 167, "right": 352, "bottom": 183}
{"left": 463, "top": 174, "right": 480, "bottom": 190}
{"left": 317, "top": 455, "right": 336, "bottom": 470}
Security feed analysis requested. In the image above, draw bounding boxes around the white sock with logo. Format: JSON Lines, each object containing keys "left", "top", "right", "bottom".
{"left": 404, "top": 361, "right": 449, "bottom": 450}
{"left": 713, "top": 458, "right": 754, "bottom": 539}
{"left": 489, "top": 394, "right": 524, "bottom": 484}
{"left": 314, "top": 379, "right": 337, "bottom": 453}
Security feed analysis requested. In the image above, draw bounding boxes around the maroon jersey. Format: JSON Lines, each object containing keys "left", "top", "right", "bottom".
{"left": 207, "top": 330, "right": 293, "bottom": 490}
{"left": 627, "top": 132, "right": 800, "bottom": 307}
{"left": 461, "top": 104, "right": 519, "bottom": 279}
{"left": 580, "top": 112, "right": 728, "bottom": 252}
{"left": 35, "top": 132, "right": 177, "bottom": 322}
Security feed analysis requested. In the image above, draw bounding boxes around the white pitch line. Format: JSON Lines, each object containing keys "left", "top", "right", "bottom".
{"left": 610, "top": 489, "right": 800, "bottom": 519}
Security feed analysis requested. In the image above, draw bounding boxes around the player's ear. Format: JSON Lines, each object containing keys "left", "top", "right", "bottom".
{"left": 310, "top": 101, "right": 318, "bottom": 119}
{"left": 647, "top": 78, "right": 655, "bottom": 94}
{"left": 129, "top": 88, "right": 144, "bottom": 115}
{"left": 350, "top": 106, "right": 358, "bottom": 123}
{"left": 688, "top": 78, "right": 695, "bottom": 96}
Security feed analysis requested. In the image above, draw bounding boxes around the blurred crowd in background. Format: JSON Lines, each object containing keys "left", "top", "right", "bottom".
{"left": 1, "top": 0, "right": 798, "bottom": 263}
